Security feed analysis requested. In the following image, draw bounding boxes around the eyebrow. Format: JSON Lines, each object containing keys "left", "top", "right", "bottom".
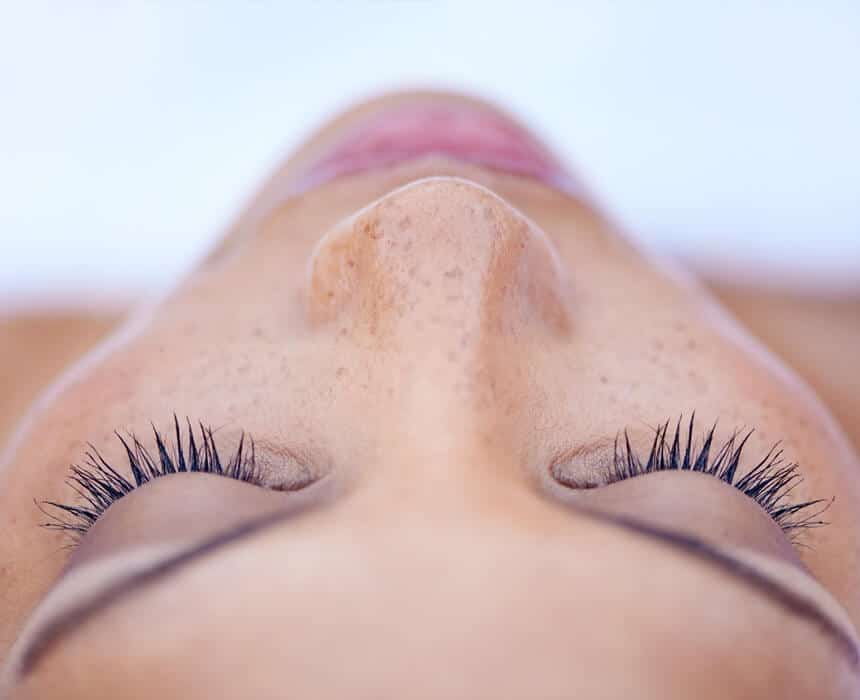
{"left": 16, "top": 505, "right": 859, "bottom": 677}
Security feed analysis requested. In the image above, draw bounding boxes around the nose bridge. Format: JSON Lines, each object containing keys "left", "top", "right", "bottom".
{"left": 305, "top": 178, "right": 572, "bottom": 468}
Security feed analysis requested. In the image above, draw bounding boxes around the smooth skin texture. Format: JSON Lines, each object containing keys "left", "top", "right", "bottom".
{"left": 1, "top": 91, "right": 860, "bottom": 698}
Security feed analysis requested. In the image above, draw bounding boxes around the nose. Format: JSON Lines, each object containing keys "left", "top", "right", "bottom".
{"left": 306, "top": 177, "right": 571, "bottom": 347}
{"left": 304, "top": 177, "right": 573, "bottom": 470}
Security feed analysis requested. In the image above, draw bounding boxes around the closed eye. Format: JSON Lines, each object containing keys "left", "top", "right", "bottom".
{"left": 549, "top": 414, "right": 832, "bottom": 541}
{"left": 39, "top": 417, "right": 268, "bottom": 543}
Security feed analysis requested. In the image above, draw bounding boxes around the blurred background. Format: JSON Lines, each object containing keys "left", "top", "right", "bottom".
{"left": 1, "top": 2, "right": 859, "bottom": 446}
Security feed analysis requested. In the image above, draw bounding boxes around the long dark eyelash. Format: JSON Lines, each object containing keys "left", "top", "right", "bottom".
{"left": 609, "top": 414, "right": 831, "bottom": 541}
{"left": 39, "top": 416, "right": 261, "bottom": 542}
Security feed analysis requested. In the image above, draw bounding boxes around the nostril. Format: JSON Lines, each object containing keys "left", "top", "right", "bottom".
{"left": 305, "top": 216, "right": 366, "bottom": 325}
{"left": 304, "top": 177, "right": 573, "bottom": 344}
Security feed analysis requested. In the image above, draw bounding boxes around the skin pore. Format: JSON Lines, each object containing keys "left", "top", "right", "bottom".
{"left": 1, "top": 91, "right": 860, "bottom": 698}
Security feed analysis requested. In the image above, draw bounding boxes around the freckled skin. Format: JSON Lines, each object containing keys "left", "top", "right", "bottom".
{"left": 1, "top": 91, "right": 860, "bottom": 698}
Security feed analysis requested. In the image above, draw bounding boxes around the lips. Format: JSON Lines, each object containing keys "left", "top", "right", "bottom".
{"left": 293, "top": 102, "right": 577, "bottom": 195}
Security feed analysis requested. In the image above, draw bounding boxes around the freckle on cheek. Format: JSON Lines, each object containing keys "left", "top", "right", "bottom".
{"left": 362, "top": 221, "right": 382, "bottom": 240}
{"left": 687, "top": 370, "right": 708, "bottom": 393}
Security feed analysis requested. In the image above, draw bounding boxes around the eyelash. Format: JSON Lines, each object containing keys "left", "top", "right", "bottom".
{"left": 601, "top": 415, "right": 830, "bottom": 541}
{"left": 40, "top": 417, "right": 264, "bottom": 542}
{"left": 41, "top": 414, "right": 830, "bottom": 545}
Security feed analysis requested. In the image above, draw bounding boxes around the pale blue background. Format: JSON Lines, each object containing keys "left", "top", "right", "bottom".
{"left": 1, "top": 1, "right": 858, "bottom": 307}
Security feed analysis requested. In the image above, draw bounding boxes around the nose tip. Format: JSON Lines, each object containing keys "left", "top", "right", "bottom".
{"left": 305, "top": 177, "right": 571, "bottom": 346}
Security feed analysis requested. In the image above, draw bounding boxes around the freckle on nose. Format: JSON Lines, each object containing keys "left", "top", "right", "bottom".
{"left": 304, "top": 179, "right": 572, "bottom": 347}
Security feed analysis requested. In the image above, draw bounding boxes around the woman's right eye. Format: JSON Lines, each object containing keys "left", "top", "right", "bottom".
{"left": 549, "top": 414, "right": 831, "bottom": 541}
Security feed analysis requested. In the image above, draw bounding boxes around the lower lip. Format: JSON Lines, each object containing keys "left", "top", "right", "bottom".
{"left": 292, "top": 103, "right": 577, "bottom": 195}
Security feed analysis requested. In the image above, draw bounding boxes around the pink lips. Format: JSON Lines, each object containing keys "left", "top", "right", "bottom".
{"left": 293, "top": 103, "right": 577, "bottom": 195}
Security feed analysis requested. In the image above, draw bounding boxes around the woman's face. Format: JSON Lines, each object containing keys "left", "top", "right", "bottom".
{"left": 2, "top": 91, "right": 860, "bottom": 699}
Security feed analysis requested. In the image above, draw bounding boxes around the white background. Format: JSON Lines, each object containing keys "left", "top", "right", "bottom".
{"left": 1, "top": 2, "right": 858, "bottom": 309}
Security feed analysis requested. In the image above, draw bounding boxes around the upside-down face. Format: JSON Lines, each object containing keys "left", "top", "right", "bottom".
{"left": 2, "top": 91, "right": 860, "bottom": 699}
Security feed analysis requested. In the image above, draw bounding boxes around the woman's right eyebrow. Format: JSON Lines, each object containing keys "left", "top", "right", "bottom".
{"left": 12, "top": 504, "right": 859, "bottom": 680}
{"left": 597, "top": 512, "right": 859, "bottom": 666}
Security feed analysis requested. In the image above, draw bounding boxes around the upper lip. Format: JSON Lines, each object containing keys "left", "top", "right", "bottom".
{"left": 290, "top": 98, "right": 578, "bottom": 195}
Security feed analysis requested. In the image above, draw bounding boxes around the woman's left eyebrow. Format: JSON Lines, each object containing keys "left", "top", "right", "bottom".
{"left": 13, "top": 505, "right": 859, "bottom": 678}
{"left": 14, "top": 507, "right": 303, "bottom": 678}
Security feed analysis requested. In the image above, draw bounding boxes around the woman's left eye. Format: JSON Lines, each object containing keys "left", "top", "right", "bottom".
{"left": 39, "top": 417, "right": 265, "bottom": 541}
{"left": 550, "top": 414, "right": 831, "bottom": 540}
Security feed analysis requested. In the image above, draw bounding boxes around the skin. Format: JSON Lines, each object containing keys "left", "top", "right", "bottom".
{"left": 1, "top": 90, "right": 860, "bottom": 698}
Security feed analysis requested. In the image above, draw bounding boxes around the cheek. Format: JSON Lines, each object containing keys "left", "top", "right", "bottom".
{"left": 577, "top": 289, "right": 796, "bottom": 437}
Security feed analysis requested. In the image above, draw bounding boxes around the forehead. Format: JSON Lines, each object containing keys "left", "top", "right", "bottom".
{"left": 20, "top": 517, "right": 836, "bottom": 699}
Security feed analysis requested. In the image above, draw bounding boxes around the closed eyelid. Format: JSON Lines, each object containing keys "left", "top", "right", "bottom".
{"left": 40, "top": 414, "right": 826, "bottom": 552}
{"left": 549, "top": 415, "right": 830, "bottom": 541}
{"left": 39, "top": 419, "right": 267, "bottom": 542}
